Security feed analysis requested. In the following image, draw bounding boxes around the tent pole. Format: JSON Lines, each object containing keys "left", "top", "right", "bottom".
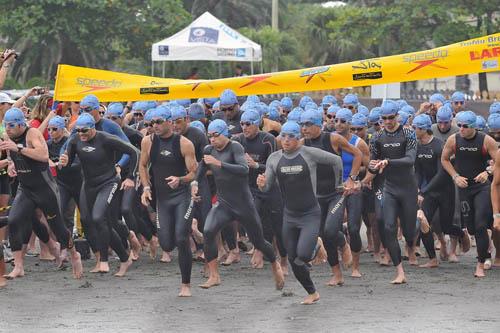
{"left": 162, "top": 62, "right": 166, "bottom": 78}
{"left": 218, "top": 61, "right": 222, "bottom": 78}
{"left": 260, "top": 61, "right": 263, "bottom": 74}
{"left": 151, "top": 61, "right": 154, "bottom": 76}
{"left": 251, "top": 61, "right": 254, "bottom": 75}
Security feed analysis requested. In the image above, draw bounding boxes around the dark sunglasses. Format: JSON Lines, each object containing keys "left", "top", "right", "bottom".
{"left": 344, "top": 105, "right": 355, "bottom": 110}
{"left": 300, "top": 122, "right": 315, "bottom": 127}
{"left": 381, "top": 115, "right": 396, "bottom": 120}
{"left": 454, "top": 101, "right": 464, "bottom": 105}
{"left": 99, "top": 111, "right": 106, "bottom": 116}
{"left": 48, "top": 127, "right": 60, "bottom": 132}
{"left": 412, "top": 126, "right": 425, "bottom": 130}
{"left": 457, "top": 123, "right": 470, "bottom": 129}
{"left": 4, "top": 122, "right": 18, "bottom": 128}
{"left": 76, "top": 127, "right": 91, "bottom": 133}
{"left": 150, "top": 119, "right": 165, "bottom": 125}
{"left": 79, "top": 106, "right": 93, "bottom": 113}
{"left": 335, "top": 118, "right": 347, "bottom": 124}
{"left": 144, "top": 122, "right": 152, "bottom": 127}
{"left": 133, "top": 112, "right": 144, "bottom": 117}
{"left": 107, "top": 115, "right": 120, "bottom": 121}
{"left": 240, "top": 121, "right": 254, "bottom": 127}
{"left": 351, "top": 127, "right": 364, "bottom": 132}
{"left": 280, "top": 133, "right": 298, "bottom": 140}
{"left": 326, "top": 114, "right": 335, "bottom": 119}
{"left": 207, "top": 132, "right": 221, "bottom": 139}
{"left": 221, "top": 106, "right": 235, "bottom": 112}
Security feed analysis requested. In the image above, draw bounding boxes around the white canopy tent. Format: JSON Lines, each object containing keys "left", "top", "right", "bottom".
{"left": 151, "top": 12, "right": 262, "bottom": 77}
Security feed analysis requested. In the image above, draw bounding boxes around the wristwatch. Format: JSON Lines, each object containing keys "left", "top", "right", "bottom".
{"left": 349, "top": 174, "right": 358, "bottom": 181}
{"left": 16, "top": 144, "right": 24, "bottom": 153}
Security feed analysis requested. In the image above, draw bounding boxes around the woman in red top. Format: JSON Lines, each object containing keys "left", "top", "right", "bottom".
{"left": 29, "top": 95, "right": 53, "bottom": 140}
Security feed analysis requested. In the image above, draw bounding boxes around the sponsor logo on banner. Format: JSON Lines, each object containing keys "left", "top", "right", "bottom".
{"left": 469, "top": 47, "right": 500, "bottom": 60}
{"left": 353, "top": 72, "right": 383, "bottom": 81}
{"left": 351, "top": 59, "right": 383, "bottom": 80}
{"left": 217, "top": 48, "right": 246, "bottom": 57}
{"left": 140, "top": 87, "right": 169, "bottom": 95}
{"left": 158, "top": 45, "right": 169, "bottom": 56}
{"left": 482, "top": 59, "right": 498, "bottom": 70}
{"left": 403, "top": 50, "right": 448, "bottom": 74}
{"left": 300, "top": 66, "right": 331, "bottom": 83}
{"left": 189, "top": 27, "right": 219, "bottom": 44}
{"left": 76, "top": 77, "right": 122, "bottom": 93}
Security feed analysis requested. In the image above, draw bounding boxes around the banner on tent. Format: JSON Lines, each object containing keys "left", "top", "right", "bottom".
{"left": 55, "top": 33, "right": 500, "bottom": 102}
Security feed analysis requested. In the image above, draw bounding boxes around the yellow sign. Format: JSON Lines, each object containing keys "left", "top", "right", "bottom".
{"left": 55, "top": 33, "right": 500, "bottom": 102}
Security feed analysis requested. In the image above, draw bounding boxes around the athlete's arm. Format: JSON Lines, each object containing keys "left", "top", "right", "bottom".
{"left": 330, "top": 133, "right": 362, "bottom": 178}
{"left": 180, "top": 136, "right": 198, "bottom": 184}
{"left": 104, "top": 120, "right": 131, "bottom": 168}
{"left": 474, "top": 135, "right": 498, "bottom": 183}
{"left": 221, "top": 142, "right": 249, "bottom": 175}
{"left": 491, "top": 150, "right": 500, "bottom": 230}
{"left": 306, "top": 146, "right": 344, "bottom": 190}
{"left": 258, "top": 152, "right": 278, "bottom": 192}
{"left": 103, "top": 133, "right": 139, "bottom": 180}
{"left": 356, "top": 139, "right": 370, "bottom": 173}
{"left": 421, "top": 143, "right": 445, "bottom": 195}
{"left": 441, "top": 134, "right": 467, "bottom": 188}
{"left": 139, "top": 135, "right": 152, "bottom": 188}
{"left": 23, "top": 128, "right": 49, "bottom": 162}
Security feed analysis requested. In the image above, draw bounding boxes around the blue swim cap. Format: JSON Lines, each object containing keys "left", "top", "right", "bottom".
{"left": 357, "top": 104, "right": 369, "bottom": 116}
{"left": 75, "top": 113, "right": 95, "bottom": 129}
{"left": 132, "top": 101, "right": 148, "bottom": 112}
{"left": 188, "top": 103, "right": 205, "bottom": 121}
{"left": 412, "top": 114, "right": 432, "bottom": 130}
{"left": 267, "top": 107, "right": 280, "bottom": 121}
{"left": 397, "top": 110, "right": 410, "bottom": 126}
{"left": 155, "top": 105, "right": 172, "bottom": 120}
{"left": 399, "top": 105, "right": 415, "bottom": 116}
{"left": 429, "top": 93, "right": 446, "bottom": 104}
{"left": 436, "top": 105, "right": 453, "bottom": 122}
{"left": 257, "top": 103, "right": 269, "bottom": 117}
{"left": 368, "top": 107, "right": 382, "bottom": 123}
{"left": 171, "top": 104, "right": 187, "bottom": 121}
{"left": 106, "top": 103, "right": 124, "bottom": 117}
{"left": 201, "top": 97, "right": 218, "bottom": 107}
{"left": 322, "top": 95, "right": 337, "bottom": 107}
{"left": 269, "top": 100, "right": 281, "bottom": 109}
{"left": 220, "top": 89, "right": 238, "bottom": 105}
{"left": 208, "top": 119, "right": 229, "bottom": 137}
{"left": 281, "top": 97, "right": 293, "bottom": 110}
{"left": 241, "top": 109, "right": 261, "bottom": 125}
{"left": 144, "top": 108, "right": 156, "bottom": 121}
{"left": 351, "top": 113, "right": 368, "bottom": 127}
{"left": 280, "top": 121, "right": 301, "bottom": 138}
{"left": 246, "top": 95, "right": 260, "bottom": 104}
{"left": 300, "top": 109, "right": 322, "bottom": 127}
{"left": 475, "top": 115, "right": 486, "bottom": 131}
{"left": 336, "top": 108, "right": 353, "bottom": 123}
{"left": 396, "top": 99, "right": 408, "bottom": 110}
{"left": 455, "top": 111, "right": 476, "bottom": 127}
{"left": 287, "top": 107, "right": 303, "bottom": 123}
{"left": 327, "top": 105, "right": 340, "bottom": 116}
{"left": 80, "top": 94, "right": 99, "bottom": 110}
{"left": 488, "top": 113, "right": 500, "bottom": 131}
{"left": 380, "top": 100, "right": 399, "bottom": 115}
{"left": 175, "top": 99, "right": 191, "bottom": 108}
{"left": 304, "top": 101, "right": 318, "bottom": 111}
{"left": 212, "top": 101, "right": 220, "bottom": 111}
{"left": 146, "top": 101, "right": 157, "bottom": 111}
{"left": 299, "top": 96, "right": 313, "bottom": 109}
{"left": 343, "top": 93, "right": 358, "bottom": 106}
{"left": 4, "top": 108, "right": 26, "bottom": 126}
{"left": 48, "top": 116, "right": 66, "bottom": 129}
{"left": 451, "top": 91, "right": 465, "bottom": 103}
{"left": 489, "top": 102, "right": 500, "bottom": 115}
{"left": 190, "top": 120, "right": 206, "bottom": 133}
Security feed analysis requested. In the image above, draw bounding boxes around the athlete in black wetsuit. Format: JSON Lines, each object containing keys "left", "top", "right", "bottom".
{"left": 442, "top": 111, "right": 497, "bottom": 278}
{"left": 300, "top": 109, "right": 361, "bottom": 286}
{"left": 258, "top": 121, "right": 343, "bottom": 305}
{"left": 364, "top": 100, "right": 417, "bottom": 284}
{"left": 232, "top": 109, "right": 287, "bottom": 271}
{"left": 139, "top": 106, "right": 198, "bottom": 297}
{"left": 60, "top": 113, "right": 139, "bottom": 277}
{"left": 191, "top": 119, "right": 284, "bottom": 290}
{"left": 1, "top": 108, "right": 83, "bottom": 280}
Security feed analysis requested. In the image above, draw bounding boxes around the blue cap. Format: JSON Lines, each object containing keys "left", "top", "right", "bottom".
{"left": 436, "top": 105, "right": 453, "bottom": 122}
{"left": 336, "top": 108, "right": 353, "bottom": 123}
{"left": 322, "top": 95, "right": 337, "bottom": 107}
{"left": 357, "top": 104, "right": 369, "bottom": 116}
{"left": 398, "top": 110, "right": 410, "bottom": 126}
{"left": 220, "top": 89, "right": 238, "bottom": 105}
{"left": 132, "top": 101, "right": 148, "bottom": 112}
{"left": 246, "top": 95, "right": 260, "bottom": 104}
{"left": 269, "top": 100, "right": 281, "bottom": 109}
{"left": 146, "top": 101, "right": 157, "bottom": 110}
{"left": 380, "top": 100, "right": 399, "bottom": 115}
{"left": 190, "top": 120, "right": 206, "bottom": 133}
{"left": 80, "top": 94, "right": 99, "bottom": 110}
{"left": 351, "top": 113, "right": 368, "bottom": 127}
{"left": 202, "top": 98, "right": 218, "bottom": 107}
{"left": 48, "top": 115, "right": 66, "bottom": 129}
{"left": 281, "top": 97, "right": 293, "bottom": 110}
{"left": 281, "top": 121, "right": 301, "bottom": 138}
{"left": 4, "top": 108, "right": 26, "bottom": 126}
{"left": 429, "top": 93, "right": 446, "bottom": 104}
{"left": 412, "top": 114, "right": 432, "bottom": 130}
{"left": 241, "top": 109, "right": 261, "bottom": 125}
{"left": 171, "top": 104, "right": 187, "bottom": 121}
{"left": 327, "top": 105, "right": 340, "bottom": 116}
{"left": 175, "top": 99, "right": 191, "bottom": 107}
{"left": 106, "top": 103, "right": 124, "bottom": 117}
{"left": 343, "top": 93, "right": 358, "bottom": 106}
{"left": 75, "top": 113, "right": 95, "bottom": 129}
{"left": 451, "top": 91, "right": 465, "bottom": 103}
{"left": 144, "top": 108, "right": 156, "bottom": 121}
{"left": 257, "top": 103, "right": 269, "bottom": 117}
{"left": 188, "top": 103, "right": 205, "bottom": 120}
{"left": 400, "top": 104, "right": 416, "bottom": 116}
{"left": 455, "top": 111, "right": 476, "bottom": 127}
{"left": 208, "top": 119, "right": 229, "bottom": 137}
{"left": 475, "top": 115, "right": 486, "bottom": 131}
{"left": 368, "top": 107, "right": 381, "bottom": 123}
{"left": 489, "top": 102, "right": 500, "bottom": 115}
{"left": 488, "top": 113, "right": 500, "bottom": 130}
{"left": 155, "top": 105, "right": 172, "bottom": 120}
{"left": 396, "top": 99, "right": 408, "bottom": 109}
{"left": 287, "top": 107, "right": 303, "bottom": 123}
{"left": 212, "top": 101, "right": 220, "bottom": 111}
{"left": 304, "top": 101, "right": 318, "bottom": 111}
{"left": 300, "top": 109, "right": 322, "bottom": 127}
{"left": 267, "top": 107, "right": 280, "bottom": 121}
{"left": 299, "top": 96, "right": 313, "bottom": 109}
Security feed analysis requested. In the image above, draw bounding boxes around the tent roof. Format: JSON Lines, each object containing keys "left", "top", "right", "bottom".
{"left": 151, "top": 12, "right": 262, "bottom": 62}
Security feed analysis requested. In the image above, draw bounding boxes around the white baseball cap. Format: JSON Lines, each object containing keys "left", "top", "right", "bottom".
{"left": 0, "top": 92, "right": 15, "bottom": 104}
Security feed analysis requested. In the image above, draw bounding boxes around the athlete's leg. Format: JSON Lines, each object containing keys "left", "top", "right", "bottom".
{"left": 346, "top": 191, "right": 363, "bottom": 277}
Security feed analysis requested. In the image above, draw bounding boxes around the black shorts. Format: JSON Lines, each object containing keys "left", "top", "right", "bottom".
{"left": 0, "top": 173, "right": 11, "bottom": 196}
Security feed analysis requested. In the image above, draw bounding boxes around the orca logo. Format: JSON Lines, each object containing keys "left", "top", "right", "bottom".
{"left": 418, "top": 154, "right": 433, "bottom": 159}
{"left": 383, "top": 143, "right": 400, "bottom": 148}
{"left": 280, "top": 165, "right": 303, "bottom": 174}
{"left": 82, "top": 146, "right": 96, "bottom": 152}
{"left": 160, "top": 150, "right": 171, "bottom": 157}
{"left": 459, "top": 147, "right": 478, "bottom": 152}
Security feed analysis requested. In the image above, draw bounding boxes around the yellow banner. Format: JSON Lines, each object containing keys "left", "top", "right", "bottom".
{"left": 55, "top": 33, "right": 500, "bottom": 102}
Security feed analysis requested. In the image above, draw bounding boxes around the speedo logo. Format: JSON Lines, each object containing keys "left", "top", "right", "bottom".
{"left": 418, "top": 154, "right": 433, "bottom": 159}
{"left": 403, "top": 50, "right": 448, "bottom": 74}
{"left": 280, "top": 165, "right": 303, "bottom": 174}
{"left": 383, "top": 143, "right": 400, "bottom": 147}
{"left": 459, "top": 147, "right": 478, "bottom": 151}
{"left": 82, "top": 146, "right": 96, "bottom": 152}
{"left": 76, "top": 77, "right": 122, "bottom": 93}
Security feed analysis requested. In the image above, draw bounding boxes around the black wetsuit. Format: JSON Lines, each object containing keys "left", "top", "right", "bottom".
{"left": 369, "top": 125, "right": 417, "bottom": 266}
{"left": 454, "top": 132, "right": 492, "bottom": 263}
{"left": 233, "top": 131, "right": 287, "bottom": 258}
{"left": 149, "top": 133, "right": 192, "bottom": 284}
{"left": 66, "top": 131, "right": 139, "bottom": 263}
{"left": 263, "top": 145, "right": 343, "bottom": 294}
{"left": 194, "top": 141, "right": 276, "bottom": 265}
